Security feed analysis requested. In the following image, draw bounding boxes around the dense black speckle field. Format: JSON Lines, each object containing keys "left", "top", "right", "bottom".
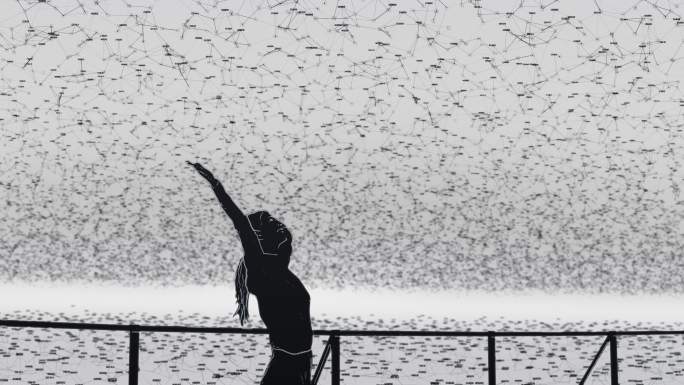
{"left": 1, "top": 0, "right": 683, "bottom": 293}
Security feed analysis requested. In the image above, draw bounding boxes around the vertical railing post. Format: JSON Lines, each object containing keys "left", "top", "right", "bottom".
{"left": 488, "top": 331, "right": 496, "bottom": 385}
{"left": 331, "top": 331, "right": 340, "bottom": 385}
{"left": 609, "top": 332, "right": 618, "bottom": 385}
{"left": 129, "top": 329, "right": 139, "bottom": 385}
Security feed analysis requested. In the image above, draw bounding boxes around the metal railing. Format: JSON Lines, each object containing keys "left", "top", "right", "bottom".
{"left": 1, "top": 319, "right": 683, "bottom": 385}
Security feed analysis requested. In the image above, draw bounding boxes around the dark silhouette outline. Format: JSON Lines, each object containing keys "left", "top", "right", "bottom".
{"left": 187, "top": 161, "right": 312, "bottom": 384}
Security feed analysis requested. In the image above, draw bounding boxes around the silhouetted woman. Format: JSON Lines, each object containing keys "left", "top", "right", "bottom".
{"left": 187, "top": 161, "right": 312, "bottom": 385}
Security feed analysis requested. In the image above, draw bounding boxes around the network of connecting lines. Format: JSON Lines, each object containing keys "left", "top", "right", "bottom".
{"left": 0, "top": 0, "right": 683, "bottom": 292}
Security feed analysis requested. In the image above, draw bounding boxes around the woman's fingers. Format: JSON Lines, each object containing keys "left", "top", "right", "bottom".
{"left": 188, "top": 161, "right": 208, "bottom": 173}
{"left": 187, "top": 161, "right": 215, "bottom": 182}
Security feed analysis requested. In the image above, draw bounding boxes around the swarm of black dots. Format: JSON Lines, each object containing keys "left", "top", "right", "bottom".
{"left": 0, "top": 0, "right": 683, "bottom": 293}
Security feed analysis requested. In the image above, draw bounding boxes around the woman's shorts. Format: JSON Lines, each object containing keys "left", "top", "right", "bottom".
{"left": 260, "top": 348, "right": 312, "bottom": 385}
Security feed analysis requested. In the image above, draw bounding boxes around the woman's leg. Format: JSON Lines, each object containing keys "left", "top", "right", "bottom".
{"left": 260, "top": 353, "right": 277, "bottom": 385}
{"left": 302, "top": 352, "right": 312, "bottom": 384}
{"left": 292, "top": 352, "right": 313, "bottom": 385}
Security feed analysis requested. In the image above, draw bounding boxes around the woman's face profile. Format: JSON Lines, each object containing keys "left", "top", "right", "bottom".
{"left": 254, "top": 213, "right": 292, "bottom": 257}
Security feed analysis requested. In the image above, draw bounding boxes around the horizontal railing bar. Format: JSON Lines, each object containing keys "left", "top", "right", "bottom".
{"left": 330, "top": 330, "right": 684, "bottom": 337}
{"left": 1, "top": 320, "right": 684, "bottom": 337}
{"left": 0, "top": 320, "right": 263, "bottom": 333}
{"left": 1, "top": 320, "right": 134, "bottom": 332}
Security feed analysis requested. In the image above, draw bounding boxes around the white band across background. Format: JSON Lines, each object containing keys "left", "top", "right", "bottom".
{"left": 2, "top": 283, "right": 684, "bottom": 325}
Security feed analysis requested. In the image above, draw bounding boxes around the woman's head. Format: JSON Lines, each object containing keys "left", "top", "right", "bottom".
{"left": 234, "top": 211, "right": 292, "bottom": 326}
{"left": 247, "top": 211, "right": 292, "bottom": 265}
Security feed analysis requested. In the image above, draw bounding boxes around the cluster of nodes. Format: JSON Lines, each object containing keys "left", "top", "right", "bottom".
{"left": 0, "top": 0, "right": 683, "bottom": 293}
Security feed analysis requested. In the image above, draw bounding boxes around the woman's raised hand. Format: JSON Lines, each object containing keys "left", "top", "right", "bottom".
{"left": 187, "top": 161, "right": 244, "bottom": 225}
{"left": 187, "top": 161, "right": 218, "bottom": 185}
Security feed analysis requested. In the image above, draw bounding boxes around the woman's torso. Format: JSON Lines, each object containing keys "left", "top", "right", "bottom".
{"left": 248, "top": 268, "right": 313, "bottom": 353}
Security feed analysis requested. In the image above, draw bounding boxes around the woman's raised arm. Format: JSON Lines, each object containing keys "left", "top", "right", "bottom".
{"left": 187, "top": 161, "right": 263, "bottom": 264}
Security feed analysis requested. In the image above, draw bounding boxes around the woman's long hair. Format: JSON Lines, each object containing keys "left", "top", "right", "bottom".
{"left": 233, "top": 257, "right": 249, "bottom": 326}
{"left": 233, "top": 211, "right": 269, "bottom": 326}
